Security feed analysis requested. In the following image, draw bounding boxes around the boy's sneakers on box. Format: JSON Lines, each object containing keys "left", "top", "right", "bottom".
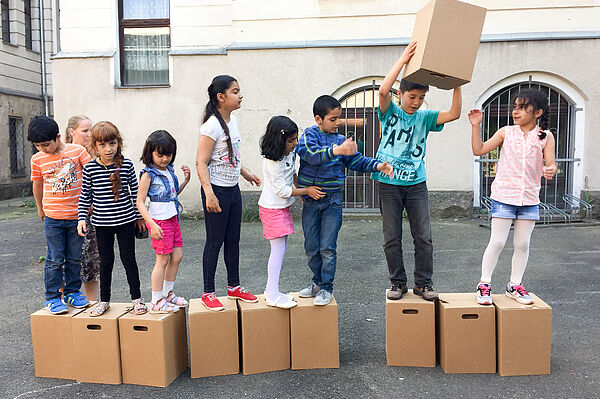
{"left": 477, "top": 283, "right": 493, "bottom": 305}
{"left": 387, "top": 283, "right": 408, "bottom": 300}
{"left": 44, "top": 298, "right": 68, "bottom": 315}
{"left": 227, "top": 286, "right": 258, "bottom": 303}
{"left": 314, "top": 290, "right": 332, "bottom": 306}
{"left": 201, "top": 292, "right": 224, "bottom": 311}
{"left": 63, "top": 291, "right": 90, "bottom": 308}
{"left": 299, "top": 282, "right": 320, "bottom": 298}
{"left": 413, "top": 284, "right": 439, "bottom": 301}
{"left": 505, "top": 282, "right": 534, "bottom": 304}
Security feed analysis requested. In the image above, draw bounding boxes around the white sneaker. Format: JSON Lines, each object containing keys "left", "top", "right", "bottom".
{"left": 265, "top": 294, "right": 297, "bottom": 309}
{"left": 313, "top": 290, "right": 332, "bottom": 306}
{"left": 299, "top": 282, "right": 320, "bottom": 298}
{"left": 477, "top": 283, "right": 493, "bottom": 305}
{"left": 505, "top": 282, "right": 534, "bottom": 305}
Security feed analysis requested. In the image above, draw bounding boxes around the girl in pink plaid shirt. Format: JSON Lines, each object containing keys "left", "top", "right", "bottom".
{"left": 469, "top": 89, "right": 557, "bottom": 305}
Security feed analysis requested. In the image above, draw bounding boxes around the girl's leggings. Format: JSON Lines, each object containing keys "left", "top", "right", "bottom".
{"left": 95, "top": 221, "right": 142, "bottom": 302}
{"left": 201, "top": 184, "right": 241, "bottom": 293}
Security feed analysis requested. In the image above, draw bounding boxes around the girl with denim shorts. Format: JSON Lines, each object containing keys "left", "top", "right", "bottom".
{"left": 136, "top": 130, "right": 191, "bottom": 313}
{"left": 469, "top": 89, "right": 558, "bottom": 305}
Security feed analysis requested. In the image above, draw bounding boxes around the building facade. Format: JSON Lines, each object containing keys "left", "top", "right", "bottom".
{"left": 0, "top": 0, "right": 53, "bottom": 199}
{"left": 51, "top": 0, "right": 600, "bottom": 216}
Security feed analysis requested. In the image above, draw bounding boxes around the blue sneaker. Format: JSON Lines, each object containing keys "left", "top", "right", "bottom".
{"left": 45, "top": 298, "right": 68, "bottom": 315}
{"left": 63, "top": 291, "right": 90, "bottom": 308}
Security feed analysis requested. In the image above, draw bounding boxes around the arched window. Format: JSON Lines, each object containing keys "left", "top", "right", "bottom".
{"left": 338, "top": 81, "right": 400, "bottom": 210}
{"left": 478, "top": 81, "right": 577, "bottom": 211}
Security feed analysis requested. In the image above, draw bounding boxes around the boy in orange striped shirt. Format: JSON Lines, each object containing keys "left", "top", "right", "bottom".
{"left": 28, "top": 116, "right": 91, "bottom": 314}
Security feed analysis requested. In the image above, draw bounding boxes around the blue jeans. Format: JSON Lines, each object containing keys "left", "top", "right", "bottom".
{"left": 301, "top": 191, "right": 343, "bottom": 293}
{"left": 44, "top": 217, "right": 84, "bottom": 300}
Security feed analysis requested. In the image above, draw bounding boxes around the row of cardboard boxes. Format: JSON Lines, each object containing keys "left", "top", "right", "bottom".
{"left": 30, "top": 294, "right": 339, "bottom": 387}
{"left": 30, "top": 291, "right": 551, "bottom": 387}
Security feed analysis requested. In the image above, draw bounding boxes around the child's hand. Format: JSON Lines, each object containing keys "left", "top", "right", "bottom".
{"left": 181, "top": 165, "right": 191, "bottom": 182}
{"left": 543, "top": 164, "right": 558, "bottom": 180}
{"left": 37, "top": 208, "right": 45, "bottom": 221}
{"left": 335, "top": 138, "right": 358, "bottom": 156}
{"left": 77, "top": 220, "right": 87, "bottom": 237}
{"left": 377, "top": 161, "right": 394, "bottom": 179}
{"left": 150, "top": 221, "right": 164, "bottom": 240}
{"left": 205, "top": 192, "right": 222, "bottom": 213}
{"left": 306, "top": 186, "right": 325, "bottom": 200}
{"left": 244, "top": 172, "right": 262, "bottom": 186}
{"left": 468, "top": 109, "right": 483, "bottom": 126}
{"left": 135, "top": 219, "right": 146, "bottom": 235}
{"left": 399, "top": 40, "right": 417, "bottom": 64}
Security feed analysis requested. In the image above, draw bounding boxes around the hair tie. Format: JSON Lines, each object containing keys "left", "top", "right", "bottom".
{"left": 116, "top": 167, "right": 120, "bottom": 171}
{"left": 280, "top": 129, "right": 285, "bottom": 135}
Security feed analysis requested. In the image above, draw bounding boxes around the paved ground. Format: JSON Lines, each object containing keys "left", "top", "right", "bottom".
{"left": 1, "top": 199, "right": 599, "bottom": 398}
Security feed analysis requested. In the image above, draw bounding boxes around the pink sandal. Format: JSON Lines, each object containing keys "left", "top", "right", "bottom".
{"left": 165, "top": 292, "right": 188, "bottom": 307}
{"left": 149, "top": 297, "right": 178, "bottom": 314}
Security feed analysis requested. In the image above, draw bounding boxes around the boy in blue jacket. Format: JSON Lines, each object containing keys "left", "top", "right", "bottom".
{"left": 296, "top": 95, "right": 393, "bottom": 305}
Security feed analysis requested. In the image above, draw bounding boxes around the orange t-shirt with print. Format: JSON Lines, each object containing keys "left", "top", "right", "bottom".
{"left": 30, "top": 143, "right": 91, "bottom": 220}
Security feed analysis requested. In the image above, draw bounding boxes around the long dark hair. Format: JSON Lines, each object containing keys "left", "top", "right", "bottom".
{"left": 260, "top": 116, "right": 299, "bottom": 161}
{"left": 90, "top": 121, "right": 124, "bottom": 201}
{"left": 203, "top": 75, "right": 237, "bottom": 165}
{"left": 511, "top": 89, "right": 549, "bottom": 140}
{"left": 140, "top": 130, "right": 177, "bottom": 166}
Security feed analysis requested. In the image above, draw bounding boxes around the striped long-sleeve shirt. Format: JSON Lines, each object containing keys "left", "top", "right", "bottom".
{"left": 295, "top": 125, "right": 380, "bottom": 194}
{"left": 78, "top": 158, "right": 141, "bottom": 226}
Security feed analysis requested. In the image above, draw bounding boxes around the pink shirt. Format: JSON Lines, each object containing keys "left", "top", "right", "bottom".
{"left": 491, "top": 125, "right": 547, "bottom": 206}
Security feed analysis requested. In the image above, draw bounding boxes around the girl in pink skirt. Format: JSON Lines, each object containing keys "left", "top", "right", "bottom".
{"left": 258, "top": 116, "right": 324, "bottom": 308}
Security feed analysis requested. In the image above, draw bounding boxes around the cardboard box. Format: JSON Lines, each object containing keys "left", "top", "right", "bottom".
{"left": 30, "top": 306, "right": 86, "bottom": 379}
{"left": 386, "top": 291, "right": 436, "bottom": 367}
{"left": 494, "top": 293, "right": 552, "bottom": 376}
{"left": 188, "top": 297, "right": 239, "bottom": 378}
{"left": 238, "top": 295, "right": 290, "bottom": 375}
{"left": 289, "top": 293, "right": 339, "bottom": 370}
{"left": 119, "top": 308, "right": 188, "bottom": 387}
{"left": 71, "top": 303, "right": 131, "bottom": 384}
{"left": 402, "top": 0, "right": 487, "bottom": 89}
{"left": 438, "top": 293, "right": 496, "bottom": 373}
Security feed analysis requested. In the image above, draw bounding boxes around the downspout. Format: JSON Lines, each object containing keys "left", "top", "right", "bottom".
{"left": 38, "top": 0, "right": 49, "bottom": 116}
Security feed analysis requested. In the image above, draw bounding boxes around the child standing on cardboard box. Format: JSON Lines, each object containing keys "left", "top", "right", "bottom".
{"left": 374, "top": 41, "right": 462, "bottom": 301}
{"left": 469, "top": 89, "right": 557, "bottom": 306}
{"left": 295, "top": 95, "right": 394, "bottom": 306}
{"left": 28, "top": 115, "right": 91, "bottom": 314}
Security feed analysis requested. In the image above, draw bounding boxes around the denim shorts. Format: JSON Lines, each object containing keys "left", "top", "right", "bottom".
{"left": 491, "top": 200, "right": 539, "bottom": 221}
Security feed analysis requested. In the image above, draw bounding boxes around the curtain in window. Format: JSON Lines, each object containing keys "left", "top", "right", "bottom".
{"left": 124, "top": 27, "right": 170, "bottom": 85}
{"left": 123, "top": 0, "right": 169, "bottom": 19}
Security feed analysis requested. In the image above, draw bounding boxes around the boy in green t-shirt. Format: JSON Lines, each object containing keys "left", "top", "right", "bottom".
{"left": 371, "top": 41, "right": 462, "bottom": 301}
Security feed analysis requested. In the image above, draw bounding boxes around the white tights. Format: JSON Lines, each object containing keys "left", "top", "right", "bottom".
{"left": 480, "top": 218, "right": 536, "bottom": 285}
{"left": 265, "top": 236, "right": 288, "bottom": 301}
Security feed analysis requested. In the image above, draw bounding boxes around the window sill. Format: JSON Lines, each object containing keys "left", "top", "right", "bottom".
{"left": 2, "top": 40, "right": 18, "bottom": 47}
{"left": 115, "top": 84, "right": 171, "bottom": 89}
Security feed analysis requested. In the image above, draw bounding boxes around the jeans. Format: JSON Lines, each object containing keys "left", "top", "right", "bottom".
{"left": 95, "top": 222, "right": 142, "bottom": 302}
{"left": 378, "top": 181, "right": 433, "bottom": 287}
{"left": 201, "top": 184, "right": 242, "bottom": 293}
{"left": 301, "top": 191, "right": 343, "bottom": 293}
{"left": 44, "top": 217, "right": 84, "bottom": 300}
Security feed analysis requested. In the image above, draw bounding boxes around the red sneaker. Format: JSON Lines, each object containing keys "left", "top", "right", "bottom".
{"left": 201, "top": 292, "right": 224, "bottom": 311}
{"left": 227, "top": 286, "right": 258, "bottom": 303}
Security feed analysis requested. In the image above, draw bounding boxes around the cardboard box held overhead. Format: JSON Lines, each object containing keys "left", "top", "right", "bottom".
{"left": 494, "top": 293, "right": 552, "bottom": 376}
{"left": 31, "top": 306, "right": 86, "bottom": 380}
{"left": 402, "top": 0, "right": 487, "bottom": 90}
{"left": 238, "top": 295, "right": 290, "bottom": 375}
{"left": 438, "top": 293, "right": 496, "bottom": 373}
{"left": 71, "top": 303, "right": 131, "bottom": 384}
{"left": 188, "top": 297, "right": 239, "bottom": 378}
{"left": 119, "top": 308, "right": 188, "bottom": 387}
{"left": 290, "top": 294, "right": 339, "bottom": 370}
{"left": 386, "top": 291, "right": 436, "bottom": 367}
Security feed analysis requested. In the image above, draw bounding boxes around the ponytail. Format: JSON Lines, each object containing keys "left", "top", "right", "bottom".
{"left": 203, "top": 76, "right": 237, "bottom": 165}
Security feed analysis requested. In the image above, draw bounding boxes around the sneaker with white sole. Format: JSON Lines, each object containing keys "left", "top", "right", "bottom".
{"left": 505, "top": 282, "right": 534, "bottom": 305}
{"left": 314, "top": 290, "right": 332, "bottom": 306}
{"left": 477, "top": 283, "right": 493, "bottom": 305}
{"left": 265, "top": 294, "right": 297, "bottom": 309}
{"left": 299, "top": 282, "right": 320, "bottom": 298}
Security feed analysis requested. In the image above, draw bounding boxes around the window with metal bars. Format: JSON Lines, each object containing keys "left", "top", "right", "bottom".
{"left": 118, "top": 0, "right": 170, "bottom": 86}
{"left": 9, "top": 117, "right": 26, "bottom": 177}
{"left": 1, "top": 0, "right": 10, "bottom": 43}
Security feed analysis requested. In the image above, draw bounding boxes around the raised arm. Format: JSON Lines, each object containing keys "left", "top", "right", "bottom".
{"left": 437, "top": 86, "right": 462, "bottom": 125}
{"left": 379, "top": 41, "right": 417, "bottom": 115}
{"left": 468, "top": 109, "right": 505, "bottom": 156}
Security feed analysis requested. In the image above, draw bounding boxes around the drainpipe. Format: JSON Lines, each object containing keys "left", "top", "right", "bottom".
{"left": 38, "top": 0, "right": 49, "bottom": 116}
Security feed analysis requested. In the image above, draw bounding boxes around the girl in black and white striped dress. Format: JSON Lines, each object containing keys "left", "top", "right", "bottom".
{"left": 77, "top": 121, "right": 147, "bottom": 316}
